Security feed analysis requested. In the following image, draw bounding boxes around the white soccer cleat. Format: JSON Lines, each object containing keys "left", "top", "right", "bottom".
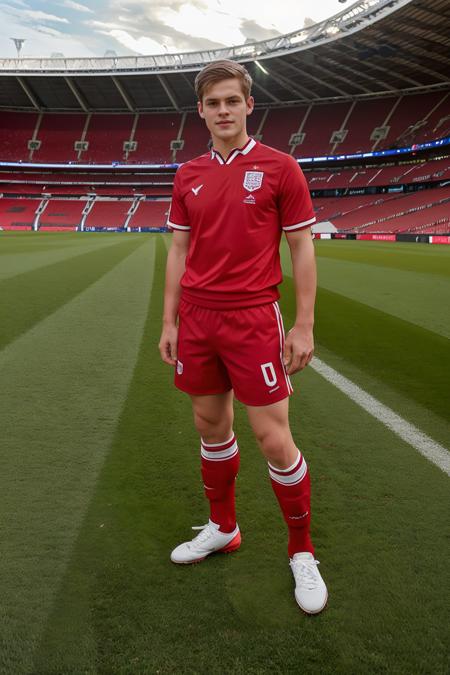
{"left": 289, "top": 552, "right": 328, "bottom": 615}
{"left": 170, "top": 519, "right": 241, "bottom": 564}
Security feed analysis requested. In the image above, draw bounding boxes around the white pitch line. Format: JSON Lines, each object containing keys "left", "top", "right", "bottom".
{"left": 310, "top": 357, "right": 450, "bottom": 476}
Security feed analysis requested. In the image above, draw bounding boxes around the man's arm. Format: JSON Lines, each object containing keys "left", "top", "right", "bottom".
{"left": 283, "top": 227, "right": 316, "bottom": 375}
{"left": 158, "top": 230, "right": 190, "bottom": 366}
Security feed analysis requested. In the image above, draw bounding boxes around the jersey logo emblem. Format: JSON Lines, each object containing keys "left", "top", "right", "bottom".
{"left": 191, "top": 184, "right": 203, "bottom": 196}
{"left": 243, "top": 171, "right": 264, "bottom": 192}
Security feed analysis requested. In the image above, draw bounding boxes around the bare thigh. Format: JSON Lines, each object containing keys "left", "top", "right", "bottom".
{"left": 190, "top": 390, "right": 234, "bottom": 443}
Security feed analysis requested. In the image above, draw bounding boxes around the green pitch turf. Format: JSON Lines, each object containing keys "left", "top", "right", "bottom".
{"left": 0, "top": 232, "right": 449, "bottom": 674}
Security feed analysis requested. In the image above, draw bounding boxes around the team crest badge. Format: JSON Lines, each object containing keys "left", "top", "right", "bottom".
{"left": 243, "top": 171, "right": 264, "bottom": 192}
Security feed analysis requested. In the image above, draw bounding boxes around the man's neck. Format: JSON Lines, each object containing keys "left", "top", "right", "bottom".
{"left": 212, "top": 132, "right": 250, "bottom": 161}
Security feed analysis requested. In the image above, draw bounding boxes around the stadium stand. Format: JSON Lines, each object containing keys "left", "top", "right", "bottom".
{"left": 32, "top": 114, "right": 86, "bottom": 163}
{"left": 127, "top": 200, "right": 171, "bottom": 229}
{"left": 1, "top": 90, "right": 448, "bottom": 166}
{"left": 0, "top": 197, "right": 41, "bottom": 229}
{"left": 0, "top": 0, "right": 448, "bottom": 237}
{"left": 132, "top": 114, "right": 181, "bottom": 163}
{"left": 39, "top": 199, "right": 86, "bottom": 229}
{"left": 83, "top": 199, "right": 133, "bottom": 229}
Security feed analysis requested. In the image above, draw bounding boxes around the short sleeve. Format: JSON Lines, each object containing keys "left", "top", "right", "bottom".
{"left": 278, "top": 156, "right": 316, "bottom": 232}
{"left": 167, "top": 167, "right": 190, "bottom": 231}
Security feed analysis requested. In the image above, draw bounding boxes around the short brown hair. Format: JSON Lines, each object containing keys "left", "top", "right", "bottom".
{"left": 195, "top": 59, "right": 253, "bottom": 102}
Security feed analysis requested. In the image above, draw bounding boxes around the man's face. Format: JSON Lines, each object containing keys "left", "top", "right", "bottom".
{"left": 198, "top": 78, "right": 254, "bottom": 143}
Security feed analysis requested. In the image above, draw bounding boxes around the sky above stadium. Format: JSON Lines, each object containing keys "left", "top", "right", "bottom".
{"left": 0, "top": 0, "right": 348, "bottom": 58}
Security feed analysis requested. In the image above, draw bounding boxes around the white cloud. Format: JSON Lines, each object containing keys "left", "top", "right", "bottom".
{"left": 63, "top": 0, "right": 94, "bottom": 13}
{"left": 4, "top": 0, "right": 30, "bottom": 6}
{"left": 0, "top": 5, "right": 96, "bottom": 57}
{"left": 107, "top": 0, "right": 346, "bottom": 53}
{"left": 0, "top": 0, "right": 347, "bottom": 59}
{"left": 87, "top": 18, "right": 133, "bottom": 32}
{"left": 107, "top": 28, "right": 178, "bottom": 54}
{"left": 155, "top": 4, "right": 245, "bottom": 47}
{"left": 22, "top": 9, "right": 69, "bottom": 24}
{"left": 34, "top": 25, "right": 66, "bottom": 37}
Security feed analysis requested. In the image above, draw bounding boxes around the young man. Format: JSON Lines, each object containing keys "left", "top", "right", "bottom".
{"left": 158, "top": 60, "right": 328, "bottom": 615}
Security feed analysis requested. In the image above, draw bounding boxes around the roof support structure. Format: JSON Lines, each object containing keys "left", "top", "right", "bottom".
{"left": 274, "top": 59, "right": 321, "bottom": 99}
{"left": 16, "top": 76, "right": 40, "bottom": 110}
{"left": 251, "top": 78, "right": 281, "bottom": 103}
{"left": 64, "top": 76, "right": 89, "bottom": 112}
{"left": 257, "top": 63, "right": 314, "bottom": 101}
{"left": 309, "top": 60, "right": 372, "bottom": 94}
{"left": 112, "top": 76, "right": 135, "bottom": 112}
{"left": 321, "top": 52, "right": 396, "bottom": 91}
{"left": 157, "top": 74, "right": 180, "bottom": 111}
{"left": 390, "top": 57, "right": 449, "bottom": 84}
{"left": 283, "top": 59, "right": 349, "bottom": 97}
{"left": 342, "top": 43, "right": 424, "bottom": 88}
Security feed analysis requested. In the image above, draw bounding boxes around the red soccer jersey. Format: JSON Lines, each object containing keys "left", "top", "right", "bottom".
{"left": 168, "top": 137, "right": 315, "bottom": 309}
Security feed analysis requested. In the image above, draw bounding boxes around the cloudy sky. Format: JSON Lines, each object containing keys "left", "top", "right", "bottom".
{"left": 0, "top": 0, "right": 348, "bottom": 59}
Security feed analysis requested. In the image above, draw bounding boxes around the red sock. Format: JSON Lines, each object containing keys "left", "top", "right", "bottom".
{"left": 201, "top": 434, "right": 240, "bottom": 533}
{"left": 268, "top": 450, "right": 315, "bottom": 557}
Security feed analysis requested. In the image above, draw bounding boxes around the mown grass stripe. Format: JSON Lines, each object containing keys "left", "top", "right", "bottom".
{"left": 30, "top": 234, "right": 450, "bottom": 674}
{"left": 315, "top": 256, "right": 450, "bottom": 340}
{"left": 278, "top": 272, "right": 449, "bottom": 424}
{"left": 0, "top": 233, "right": 130, "bottom": 282}
{"left": 0, "top": 238, "right": 156, "bottom": 675}
{"left": 311, "top": 356, "right": 450, "bottom": 475}
{"left": 32, "top": 234, "right": 242, "bottom": 673}
{"left": 314, "top": 240, "right": 450, "bottom": 277}
{"left": 0, "top": 236, "right": 144, "bottom": 351}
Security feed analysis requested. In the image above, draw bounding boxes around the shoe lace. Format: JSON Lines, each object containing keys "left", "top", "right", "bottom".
{"left": 190, "top": 523, "right": 214, "bottom": 546}
{"left": 289, "top": 558, "right": 321, "bottom": 590}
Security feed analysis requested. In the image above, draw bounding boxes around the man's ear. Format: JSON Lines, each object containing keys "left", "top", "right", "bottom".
{"left": 197, "top": 100, "right": 205, "bottom": 119}
{"left": 246, "top": 95, "right": 255, "bottom": 116}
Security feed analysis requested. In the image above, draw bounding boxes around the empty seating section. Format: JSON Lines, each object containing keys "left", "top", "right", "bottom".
{"left": 39, "top": 200, "right": 86, "bottom": 227}
{"left": 305, "top": 159, "right": 450, "bottom": 189}
{"left": 175, "top": 113, "right": 210, "bottom": 163}
{"left": 0, "top": 112, "right": 38, "bottom": 161}
{"left": 0, "top": 198, "right": 40, "bottom": 228}
{"left": 261, "top": 107, "right": 307, "bottom": 155}
{"left": 378, "top": 92, "right": 445, "bottom": 149}
{"left": 339, "top": 98, "right": 396, "bottom": 153}
{"left": 1, "top": 94, "right": 448, "bottom": 165}
{"left": 419, "top": 93, "right": 450, "bottom": 143}
{"left": 362, "top": 201, "right": 450, "bottom": 233}
{"left": 246, "top": 108, "right": 266, "bottom": 139}
{"left": 317, "top": 186, "right": 450, "bottom": 232}
{"left": 132, "top": 114, "right": 181, "bottom": 163}
{"left": 32, "top": 114, "right": 86, "bottom": 163}
{"left": 313, "top": 195, "right": 379, "bottom": 222}
{"left": 128, "top": 200, "right": 170, "bottom": 229}
{"left": 295, "top": 102, "right": 352, "bottom": 156}
{"left": 83, "top": 200, "right": 132, "bottom": 229}
{"left": 82, "top": 114, "right": 134, "bottom": 163}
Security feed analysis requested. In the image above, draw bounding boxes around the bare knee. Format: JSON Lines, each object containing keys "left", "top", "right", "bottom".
{"left": 192, "top": 403, "right": 233, "bottom": 443}
{"left": 254, "top": 428, "right": 297, "bottom": 467}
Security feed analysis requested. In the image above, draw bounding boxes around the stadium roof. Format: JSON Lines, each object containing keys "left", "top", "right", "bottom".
{"left": 0, "top": 0, "right": 449, "bottom": 112}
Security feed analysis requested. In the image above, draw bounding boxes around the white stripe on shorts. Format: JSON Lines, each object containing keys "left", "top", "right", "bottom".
{"left": 272, "top": 302, "right": 293, "bottom": 395}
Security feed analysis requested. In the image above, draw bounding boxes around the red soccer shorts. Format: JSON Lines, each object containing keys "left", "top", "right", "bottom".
{"left": 174, "top": 298, "right": 294, "bottom": 406}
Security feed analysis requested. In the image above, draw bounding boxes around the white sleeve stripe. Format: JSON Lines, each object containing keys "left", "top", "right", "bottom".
{"left": 167, "top": 220, "right": 190, "bottom": 231}
{"left": 282, "top": 216, "right": 316, "bottom": 231}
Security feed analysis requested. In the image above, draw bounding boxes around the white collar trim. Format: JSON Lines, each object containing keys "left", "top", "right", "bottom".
{"left": 211, "top": 137, "right": 256, "bottom": 165}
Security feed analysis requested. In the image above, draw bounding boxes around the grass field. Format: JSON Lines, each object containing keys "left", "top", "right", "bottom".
{"left": 1, "top": 232, "right": 449, "bottom": 674}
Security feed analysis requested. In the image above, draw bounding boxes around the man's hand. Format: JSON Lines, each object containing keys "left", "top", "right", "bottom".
{"left": 159, "top": 323, "right": 178, "bottom": 366}
{"left": 283, "top": 325, "right": 314, "bottom": 375}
